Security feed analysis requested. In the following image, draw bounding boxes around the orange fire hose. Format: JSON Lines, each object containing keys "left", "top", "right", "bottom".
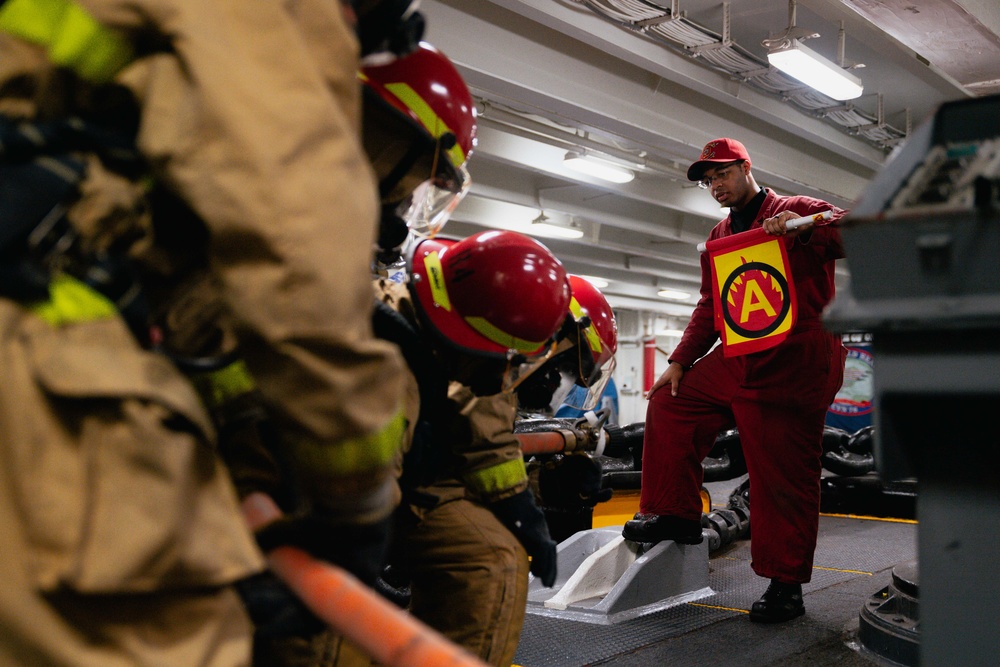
{"left": 516, "top": 430, "right": 570, "bottom": 456}
{"left": 241, "top": 493, "right": 489, "bottom": 667}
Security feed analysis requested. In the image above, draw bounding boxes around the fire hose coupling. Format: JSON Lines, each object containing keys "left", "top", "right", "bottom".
{"left": 554, "top": 409, "right": 611, "bottom": 454}
{"left": 555, "top": 428, "right": 586, "bottom": 453}
{"left": 579, "top": 410, "right": 609, "bottom": 457}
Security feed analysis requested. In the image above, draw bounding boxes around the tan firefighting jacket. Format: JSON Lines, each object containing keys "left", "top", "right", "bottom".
{"left": 0, "top": 0, "right": 407, "bottom": 526}
{"left": 374, "top": 278, "right": 528, "bottom": 505}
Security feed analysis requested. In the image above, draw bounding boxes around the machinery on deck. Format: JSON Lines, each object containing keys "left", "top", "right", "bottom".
{"left": 826, "top": 92, "right": 1000, "bottom": 667}
{"left": 515, "top": 411, "right": 905, "bottom": 541}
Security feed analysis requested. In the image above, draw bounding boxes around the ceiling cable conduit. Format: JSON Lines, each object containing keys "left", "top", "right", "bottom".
{"left": 545, "top": 247, "right": 704, "bottom": 286}
{"left": 460, "top": 181, "right": 710, "bottom": 246}
{"left": 450, "top": 196, "right": 704, "bottom": 269}
{"left": 476, "top": 94, "right": 861, "bottom": 206}
{"left": 563, "top": 234, "right": 702, "bottom": 269}
{"left": 478, "top": 100, "right": 686, "bottom": 177}
{"left": 577, "top": 0, "right": 908, "bottom": 149}
{"left": 536, "top": 190, "right": 708, "bottom": 247}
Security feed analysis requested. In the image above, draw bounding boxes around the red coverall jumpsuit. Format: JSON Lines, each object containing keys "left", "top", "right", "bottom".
{"left": 640, "top": 189, "right": 848, "bottom": 584}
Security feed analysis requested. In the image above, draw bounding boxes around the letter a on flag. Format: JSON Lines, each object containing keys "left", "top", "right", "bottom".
{"left": 707, "top": 228, "right": 797, "bottom": 357}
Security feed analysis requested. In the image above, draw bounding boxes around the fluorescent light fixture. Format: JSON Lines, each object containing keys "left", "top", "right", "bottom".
{"left": 528, "top": 211, "right": 585, "bottom": 240}
{"left": 657, "top": 289, "right": 691, "bottom": 301}
{"left": 528, "top": 222, "right": 585, "bottom": 240}
{"left": 657, "top": 328, "right": 686, "bottom": 337}
{"left": 577, "top": 275, "right": 609, "bottom": 288}
{"left": 767, "top": 39, "right": 863, "bottom": 100}
{"left": 563, "top": 151, "right": 635, "bottom": 184}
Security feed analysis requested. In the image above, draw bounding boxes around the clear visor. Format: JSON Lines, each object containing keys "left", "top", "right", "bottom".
{"left": 400, "top": 164, "right": 471, "bottom": 238}
{"left": 500, "top": 326, "right": 617, "bottom": 412}
{"left": 561, "top": 355, "right": 616, "bottom": 412}
{"left": 500, "top": 337, "right": 576, "bottom": 395}
{"left": 557, "top": 318, "right": 617, "bottom": 411}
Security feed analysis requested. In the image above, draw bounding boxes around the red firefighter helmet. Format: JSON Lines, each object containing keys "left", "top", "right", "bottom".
{"left": 508, "top": 275, "right": 618, "bottom": 410}
{"left": 568, "top": 275, "right": 618, "bottom": 375}
{"left": 408, "top": 230, "right": 571, "bottom": 358}
{"left": 551, "top": 275, "right": 619, "bottom": 411}
{"left": 361, "top": 42, "right": 476, "bottom": 234}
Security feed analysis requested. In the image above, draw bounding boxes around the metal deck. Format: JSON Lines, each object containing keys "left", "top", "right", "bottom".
{"left": 514, "top": 479, "right": 917, "bottom": 667}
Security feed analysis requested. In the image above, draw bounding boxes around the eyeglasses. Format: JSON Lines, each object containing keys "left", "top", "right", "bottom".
{"left": 697, "top": 161, "right": 744, "bottom": 189}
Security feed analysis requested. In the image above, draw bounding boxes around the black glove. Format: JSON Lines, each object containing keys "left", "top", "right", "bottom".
{"left": 234, "top": 571, "right": 325, "bottom": 640}
{"left": 489, "top": 489, "right": 558, "bottom": 587}
{"left": 254, "top": 513, "right": 392, "bottom": 588}
{"left": 539, "top": 454, "right": 613, "bottom": 510}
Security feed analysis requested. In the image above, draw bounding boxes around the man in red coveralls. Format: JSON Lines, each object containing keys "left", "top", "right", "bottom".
{"left": 623, "top": 138, "right": 847, "bottom": 623}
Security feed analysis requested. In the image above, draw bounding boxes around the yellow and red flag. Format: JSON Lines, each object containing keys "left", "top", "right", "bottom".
{"left": 707, "top": 228, "right": 797, "bottom": 357}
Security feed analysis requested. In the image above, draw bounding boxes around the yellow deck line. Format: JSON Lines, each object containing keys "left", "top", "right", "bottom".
{"left": 820, "top": 511, "right": 918, "bottom": 524}
{"left": 687, "top": 602, "right": 749, "bottom": 614}
{"left": 716, "top": 555, "right": 874, "bottom": 576}
{"left": 813, "top": 564, "right": 874, "bottom": 575}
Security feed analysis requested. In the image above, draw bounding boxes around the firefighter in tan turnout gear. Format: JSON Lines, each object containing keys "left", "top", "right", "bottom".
{"left": 367, "top": 229, "right": 571, "bottom": 667}
{"left": 0, "top": 0, "right": 418, "bottom": 664}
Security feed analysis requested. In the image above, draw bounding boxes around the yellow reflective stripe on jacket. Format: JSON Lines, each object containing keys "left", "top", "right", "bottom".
{"left": 293, "top": 409, "right": 408, "bottom": 476}
{"left": 189, "top": 359, "right": 257, "bottom": 410}
{"left": 30, "top": 273, "right": 118, "bottom": 325}
{"left": 384, "top": 81, "right": 466, "bottom": 168}
{"left": 463, "top": 457, "right": 528, "bottom": 496}
{"left": 0, "top": 0, "right": 133, "bottom": 83}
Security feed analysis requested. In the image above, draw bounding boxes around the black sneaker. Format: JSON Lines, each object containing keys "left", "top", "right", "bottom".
{"left": 621, "top": 513, "right": 704, "bottom": 544}
{"left": 749, "top": 579, "right": 804, "bottom": 623}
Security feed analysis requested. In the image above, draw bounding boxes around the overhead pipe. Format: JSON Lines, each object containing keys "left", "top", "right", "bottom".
{"left": 536, "top": 188, "right": 710, "bottom": 247}
{"left": 643, "top": 337, "right": 658, "bottom": 395}
{"left": 477, "top": 102, "right": 685, "bottom": 179}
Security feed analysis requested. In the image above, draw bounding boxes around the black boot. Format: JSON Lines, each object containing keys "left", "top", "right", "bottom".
{"left": 749, "top": 579, "right": 804, "bottom": 623}
{"left": 622, "top": 513, "right": 703, "bottom": 544}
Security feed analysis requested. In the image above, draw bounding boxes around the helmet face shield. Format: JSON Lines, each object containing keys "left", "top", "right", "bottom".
{"left": 506, "top": 311, "right": 616, "bottom": 410}
{"left": 533, "top": 274, "right": 619, "bottom": 413}
{"left": 558, "top": 354, "right": 616, "bottom": 412}
{"left": 400, "top": 164, "right": 471, "bottom": 237}
{"left": 501, "top": 336, "right": 575, "bottom": 395}
{"left": 542, "top": 319, "right": 617, "bottom": 411}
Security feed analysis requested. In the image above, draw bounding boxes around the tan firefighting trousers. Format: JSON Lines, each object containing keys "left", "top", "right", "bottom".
{"left": 393, "top": 483, "right": 530, "bottom": 667}
{"left": 314, "top": 487, "right": 530, "bottom": 667}
{"left": 0, "top": 300, "right": 265, "bottom": 665}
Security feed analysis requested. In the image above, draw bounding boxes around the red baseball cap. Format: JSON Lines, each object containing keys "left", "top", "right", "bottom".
{"left": 687, "top": 138, "right": 752, "bottom": 181}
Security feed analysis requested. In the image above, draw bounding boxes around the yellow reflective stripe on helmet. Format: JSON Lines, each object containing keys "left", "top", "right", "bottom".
{"left": 464, "top": 458, "right": 527, "bottom": 496}
{"left": 189, "top": 359, "right": 257, "bottom": 410}
{"left": 30, "top": 273, "right": 118, "bottom": 326}
{"left": 0, "top": 0, "right": 133, "bottom": 83}
{"left": 384, "top": 81, "right": 466, "bottom": 168}
{"left": 292, "top": 409, "right": 407, "bottom": 476}
{"left": 464, "top": 315, "right": 545, "bottom": 354}
{"left": 569, "top": 296, "right": 602, "bottom": 355}
{"left": 424, "top": 250, "right": 452, "bottom": 311}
